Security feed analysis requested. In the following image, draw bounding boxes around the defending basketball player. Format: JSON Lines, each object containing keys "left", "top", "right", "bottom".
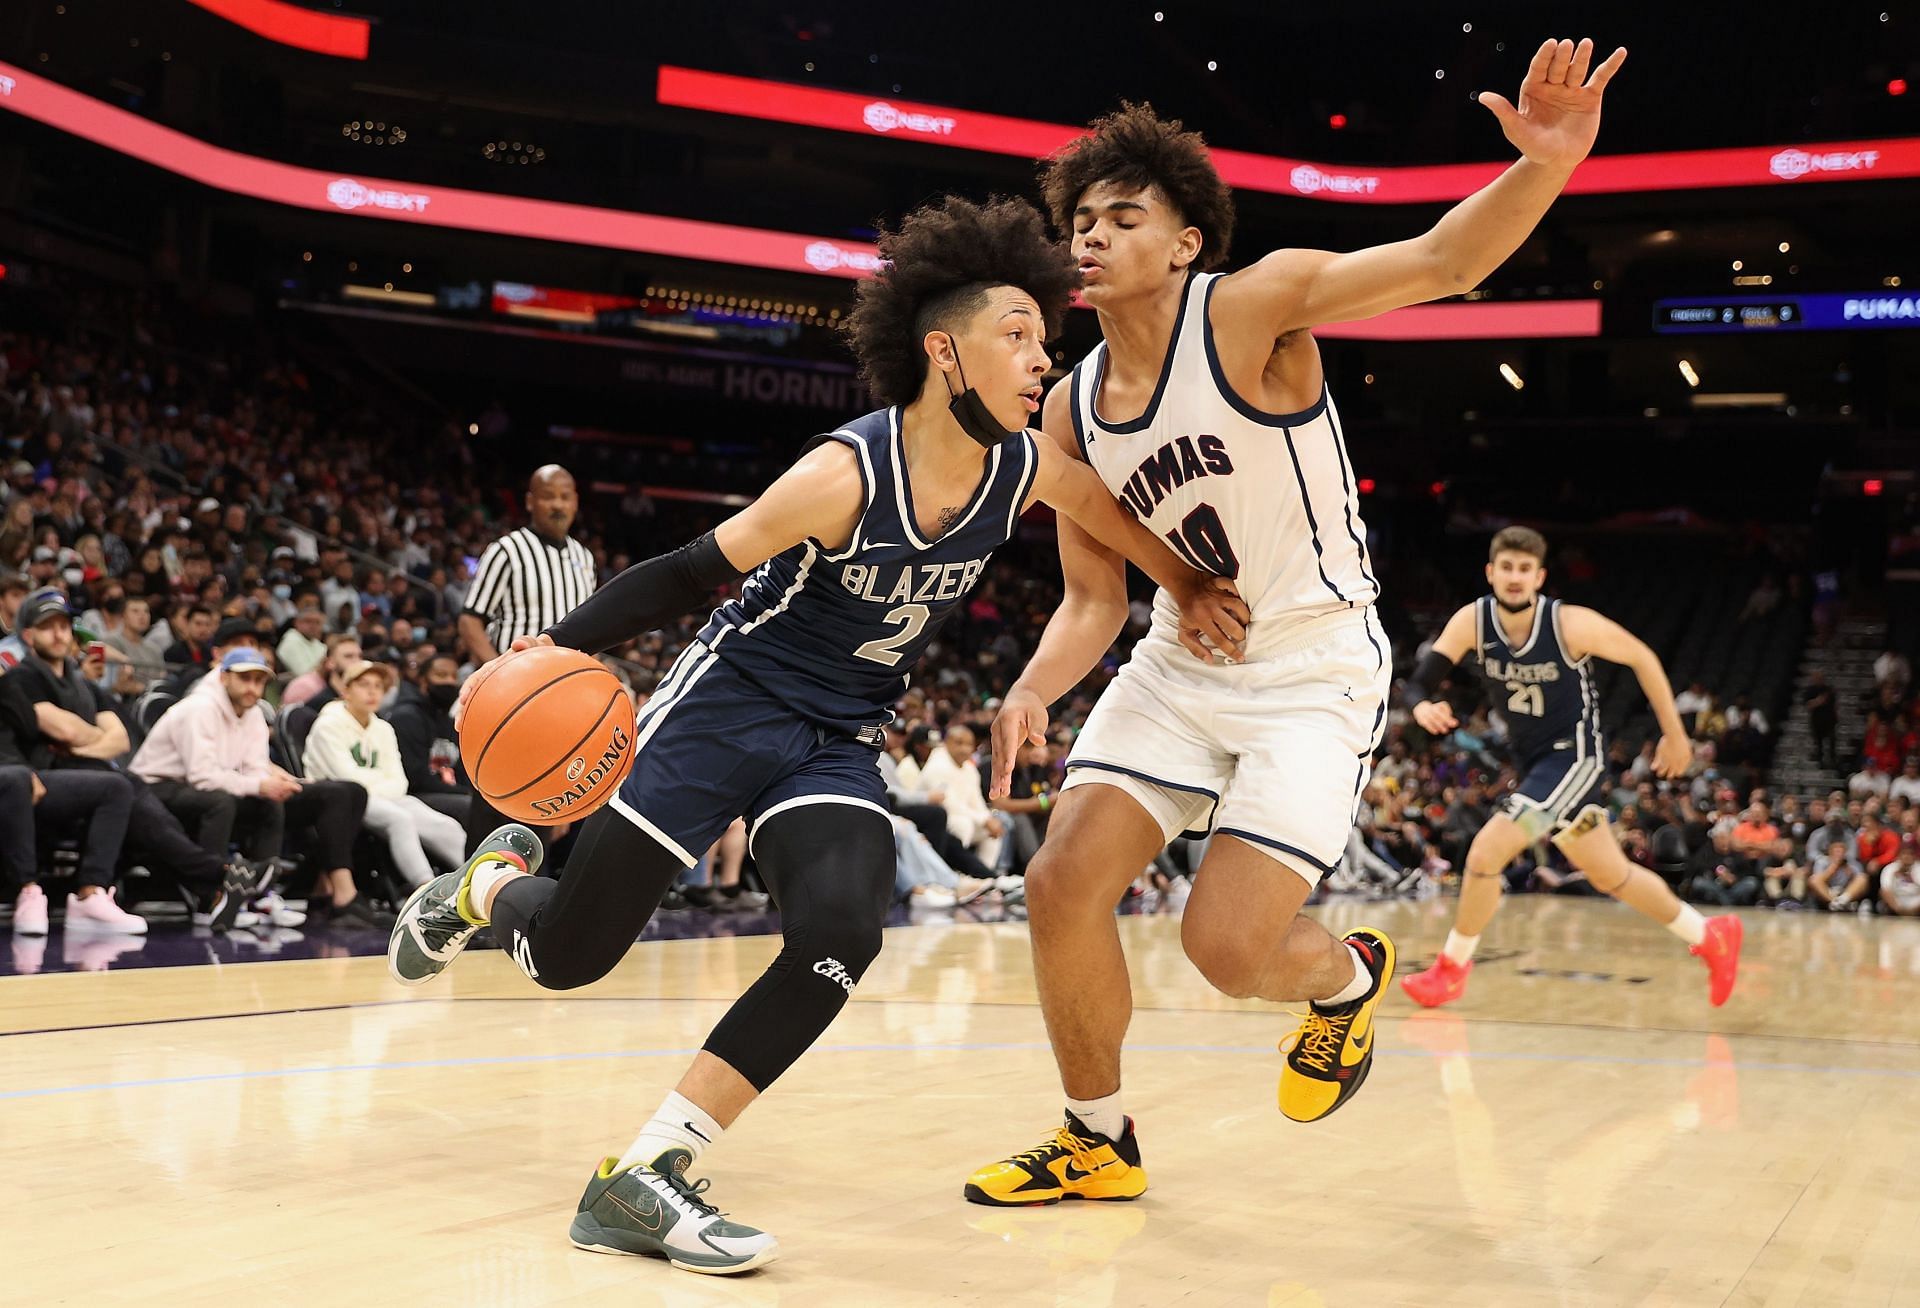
{"left": 1398, "top": 527, "right": 1743, "bottom": 1009}
{"left": 384, "top": 196, "right": 1246, "bottom": 1275}
{"left": 967, "top": 38, "right": 1630, "bottom": 1205}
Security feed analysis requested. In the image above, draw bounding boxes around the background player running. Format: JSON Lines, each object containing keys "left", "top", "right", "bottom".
{"left": 384, "top": 196, "right": 1246, "bottom": 1276}
{"left": 968, "top": 37, "right": 1630, "bottom": 1207}
{"left": 1399, "top": 527, "right": 1743, "bottom": 1010}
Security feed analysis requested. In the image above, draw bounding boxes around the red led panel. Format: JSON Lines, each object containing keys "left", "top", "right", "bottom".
{"left": 0, "top": 62, "right": 882, "bottom": 279}
{"left": 658, "top": 65, "right": 1920, "bottom": 204}
{"left": 184, "top": 0, "right": 372, "bottom": 60}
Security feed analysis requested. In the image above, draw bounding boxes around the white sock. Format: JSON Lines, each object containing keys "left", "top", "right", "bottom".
{"left": 1065, "top": 1091, "right": 1125, "bottom": 1141}
{"left": 1318, "top": 942, "right": 1375, "bottom": 1008}
{"left": 617, "top": 1090, "right": 724, "bottom": 1172}
{"left": 461, "top": 856, "right": 525, "bottom": 923}
{"left": 1443, "top": 930, "right": 1481, "bottom": 965}
{"left": 1666, "top": 903, "right": 1708, "bottom": 948}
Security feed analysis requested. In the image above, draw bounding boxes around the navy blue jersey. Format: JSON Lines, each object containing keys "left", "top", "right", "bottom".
{"left": 698, "top": 406, "right": 1040, "bottom": 733}
{"left": 1467, "top": 595, "right": 1602, "bottom": 764}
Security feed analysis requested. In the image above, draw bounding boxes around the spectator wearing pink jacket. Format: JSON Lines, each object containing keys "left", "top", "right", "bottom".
{"left": 132, "top": 647, "right": 302, "bottom": 864}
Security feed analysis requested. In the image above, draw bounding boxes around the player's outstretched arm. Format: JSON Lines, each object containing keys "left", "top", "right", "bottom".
{"left": 1559, "top": 605, "right": 1690, "bottom": 776}
{"left": 1216, "top": 37, "right": 1627, "bottom": 337}
{"left": 1028, "top": 433, "right": 1248, "bottom": 665}
{"left": 540, "top": 441, "right": 864, "bottom": 657}
{"left": 1403, "top": 603, "right": 1476, "bottom": 734}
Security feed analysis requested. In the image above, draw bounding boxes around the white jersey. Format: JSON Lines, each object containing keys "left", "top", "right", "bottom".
{"left": 1068, "top": 271, "right": 1378, "bottom": 655}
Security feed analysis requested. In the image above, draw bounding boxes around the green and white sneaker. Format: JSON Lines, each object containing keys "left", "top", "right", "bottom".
{"left": 569, "top": 1148, "right": 779, "bottom": 1276}
{"left": 386, "top": 824, "right": 543, "bottom": 987}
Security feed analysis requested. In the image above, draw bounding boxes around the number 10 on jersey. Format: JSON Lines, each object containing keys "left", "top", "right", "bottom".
{"left": 1162, "top": 502, "right": 1239, "bottom": 579}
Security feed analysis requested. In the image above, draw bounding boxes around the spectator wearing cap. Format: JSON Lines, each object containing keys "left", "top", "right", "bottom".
{"left": 0, "top": 668, "right": 136, "bottom": 940}
{"left": 131, "top": 648, "right": 300, "bottom": 876}
{"left": 27, "top": 545, "right": 60, "bottom": 589}
{"left": 1890, "top": 757, "right": 1920, "bottom": 807}
{"left": 304, "top": 660, "right": 465, "bottom": 890}
{"left": 878, "top": 721, "right": 994, "bottom": 882}
{"left": 6, "top": 589, "right": 227, "bottom": 931}
{"left": 276, "top": 605, "right": 329, "bottom": 680}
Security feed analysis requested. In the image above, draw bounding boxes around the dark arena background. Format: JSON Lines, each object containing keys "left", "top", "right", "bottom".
{"left": 2, "top": 3, "right": 1918, "bottom": 1304}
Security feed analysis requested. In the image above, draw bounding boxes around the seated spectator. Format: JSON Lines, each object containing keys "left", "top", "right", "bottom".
{"left": 1880, "top": 836, "right": 1920, "bottom": 917}
{"left": 1809, "top": 839, "right": 1868, "bottom": 911}
{"left": 0, "top": 567, "right": 27, "bottom": 643}
{"left": 5, "top": 590, "right": 252, "bottom": 930}
{"left": 276, "top": 605, "right": 329, "bottom": 680}
{"left": 303, "top": 660, "right": 465, "bottom": 889}
{"left": 1891, "top": 757, "right": 1920, "bottom": 807}
{"left": 283, "top": 633, "right": 360, "bottom": 711}
{"left": 0, "top": 671, "right": 136, "bottom": 939}
{"left": 95, "top": 592, "right": 166, "bottom": 698}
{"left": 878, "top": 721, "right": 994, "bottom": 883}
{"left": 162, "top": 602, "right": 216, "bottom": 667}
{"left": 386, "top": 651, "right": 469, "bottom": 822}
{"left": 1856, "top": 811, "right": 1901, "bottom": 891}
{"left": 1674, "top": 681, "right": 1711, "bottom": 736}
{"left": 1850, "top": 759, "right": 1892, "bottom": 802}
{"left": 1738, "top": 574, "right": 1782, "bottom": 621}
{"left": 154, "top": 616, "right": 262, "bottom": 707}
{"left": 130, "top": 648, "right": 302, "bottom": 878}
{"left": 990, "top": 738, "right": 1057, "bottom": 876}
{"left": 918, "top": 722, "right": 1004, "bottom": 871}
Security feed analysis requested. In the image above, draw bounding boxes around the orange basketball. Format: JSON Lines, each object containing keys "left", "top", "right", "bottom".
{"left": 460, "top": 645, "right": 637, "bottom": 824}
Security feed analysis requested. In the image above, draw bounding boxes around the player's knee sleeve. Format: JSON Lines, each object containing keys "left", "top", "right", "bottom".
{"left": 491, "top": 807, "right": 684, "bottom": 991}
{"left": 703, "top": 804, "right": 894, "bottom": 1091}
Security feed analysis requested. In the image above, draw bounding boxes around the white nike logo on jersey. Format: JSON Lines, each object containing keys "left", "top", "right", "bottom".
{"left": 860, "top": 538, "right": 904, "bottom": 552}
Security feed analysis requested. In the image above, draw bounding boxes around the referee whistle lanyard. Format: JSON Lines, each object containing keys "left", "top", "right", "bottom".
{"left": 942, "top": 343, "right": 1022, "bottom": 451}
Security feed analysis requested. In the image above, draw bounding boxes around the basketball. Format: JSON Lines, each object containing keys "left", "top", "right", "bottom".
{"left": 460, "top": 645, "right": 636, "bottom": 824}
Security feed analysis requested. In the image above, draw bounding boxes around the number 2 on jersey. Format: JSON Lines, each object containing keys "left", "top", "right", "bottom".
{"left": 1162, "top": 503, "right": 1239, "bottom": 578}
{"left": 854, "top": 603, "right": 929, "bottom": 667}
{"left": 1506, "top": 682, "right": 1545, "bottom": 716}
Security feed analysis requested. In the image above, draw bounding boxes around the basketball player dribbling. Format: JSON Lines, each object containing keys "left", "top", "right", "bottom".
{"left": 1398, "top": 527, "right": 1742, "bottom": 1009}
{"left": 966, "top": 38, "right": 1630, "bottom": 1206}
{"left": 384, "top": 197, "right": 1247, "bottom": 1275}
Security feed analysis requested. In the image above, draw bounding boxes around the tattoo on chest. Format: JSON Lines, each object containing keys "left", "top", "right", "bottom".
{"left": 935, "top": 505, "right": 964, "bottom": 536}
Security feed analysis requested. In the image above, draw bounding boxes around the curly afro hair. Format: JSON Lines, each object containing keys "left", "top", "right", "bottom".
{"left": 1039, "top": 102, "right": 1235, "bottom": 272}
{"left": 843, "top": 195, "right": 1080, "bottom": 408}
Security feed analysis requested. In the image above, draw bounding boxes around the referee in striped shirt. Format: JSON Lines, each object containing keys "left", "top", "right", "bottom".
{"left": 457, "top": 464, "right": 597, "bottom": 851}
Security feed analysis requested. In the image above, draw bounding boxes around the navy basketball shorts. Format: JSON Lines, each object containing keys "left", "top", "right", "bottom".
{"left": 1498, "top": 746, "right": 1608, "bottom": 841}
{"left": 607, "top": 642, "right": 889, "bottom": 867}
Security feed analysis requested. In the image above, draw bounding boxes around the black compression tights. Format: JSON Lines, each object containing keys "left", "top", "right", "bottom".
{"left": 490, "top": 802, "right": 897, "bottom": 1091}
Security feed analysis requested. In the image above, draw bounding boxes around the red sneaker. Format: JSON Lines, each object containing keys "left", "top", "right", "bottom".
{"left": 1690, "top": 915, "right": 1743, "bottom": 1007}
{"left": 1400, "top": 953, "right": 1473, "bottom": 1008}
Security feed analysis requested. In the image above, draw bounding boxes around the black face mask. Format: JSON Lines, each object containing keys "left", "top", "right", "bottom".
{"left": 942, "top": 342, "right": 1022, "bottom": 450}
{"left": 427, "top": 682, "right": 460, "bottom": 711}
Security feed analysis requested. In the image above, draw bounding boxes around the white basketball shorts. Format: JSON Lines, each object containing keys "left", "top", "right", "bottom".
{"left": 1061, "top": 606, "right": 1389, "bottom": 886}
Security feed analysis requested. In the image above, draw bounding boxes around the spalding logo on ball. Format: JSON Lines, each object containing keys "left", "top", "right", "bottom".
{"left": 459, "top": 645, "right": 637, "bottom": 823}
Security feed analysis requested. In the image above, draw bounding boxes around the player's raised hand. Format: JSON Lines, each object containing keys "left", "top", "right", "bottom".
{"left": 1412, "top": 699, "right": 1458, "bottom": 735}
{"left": 1174, "top": 574, "right": 1250, "bottom": 664}
{"left": 989, "top": 687, "right": 1048, "bottom": 800}
{"left": 1653, "top": 731, "right": 1693, "bottom": 779}
{"left": 1478, "top": 37, "right": 1626, "bottom": 171}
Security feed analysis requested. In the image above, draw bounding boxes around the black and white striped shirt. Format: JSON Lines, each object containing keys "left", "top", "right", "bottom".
{"left": 463, "top": 527, "right": 598, "bottom": 650}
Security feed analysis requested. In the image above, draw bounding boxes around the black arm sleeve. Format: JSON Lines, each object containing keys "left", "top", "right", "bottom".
{"left": 1402, "top": 649, "right": 1459, "bottom": 709}
{"left": 544, "top": 532, "right": 744, "bottom": 655}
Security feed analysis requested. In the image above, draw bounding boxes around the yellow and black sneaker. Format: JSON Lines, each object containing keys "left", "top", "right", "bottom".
{"left": 1278, "top": 928, "right": 1395, "bottom": 1123}
{"left": 963, "top": 1113, "right": 1148, "bottom": 1207}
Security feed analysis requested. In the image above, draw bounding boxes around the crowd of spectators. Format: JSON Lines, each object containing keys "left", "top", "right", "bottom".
{"left": 4, "top": 279, "right": 1918, "bottom": 955}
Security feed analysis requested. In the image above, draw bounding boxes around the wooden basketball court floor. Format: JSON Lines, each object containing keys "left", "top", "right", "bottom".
{"left": 5, "top": 895, "right": 1917, "bottom": 1307}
